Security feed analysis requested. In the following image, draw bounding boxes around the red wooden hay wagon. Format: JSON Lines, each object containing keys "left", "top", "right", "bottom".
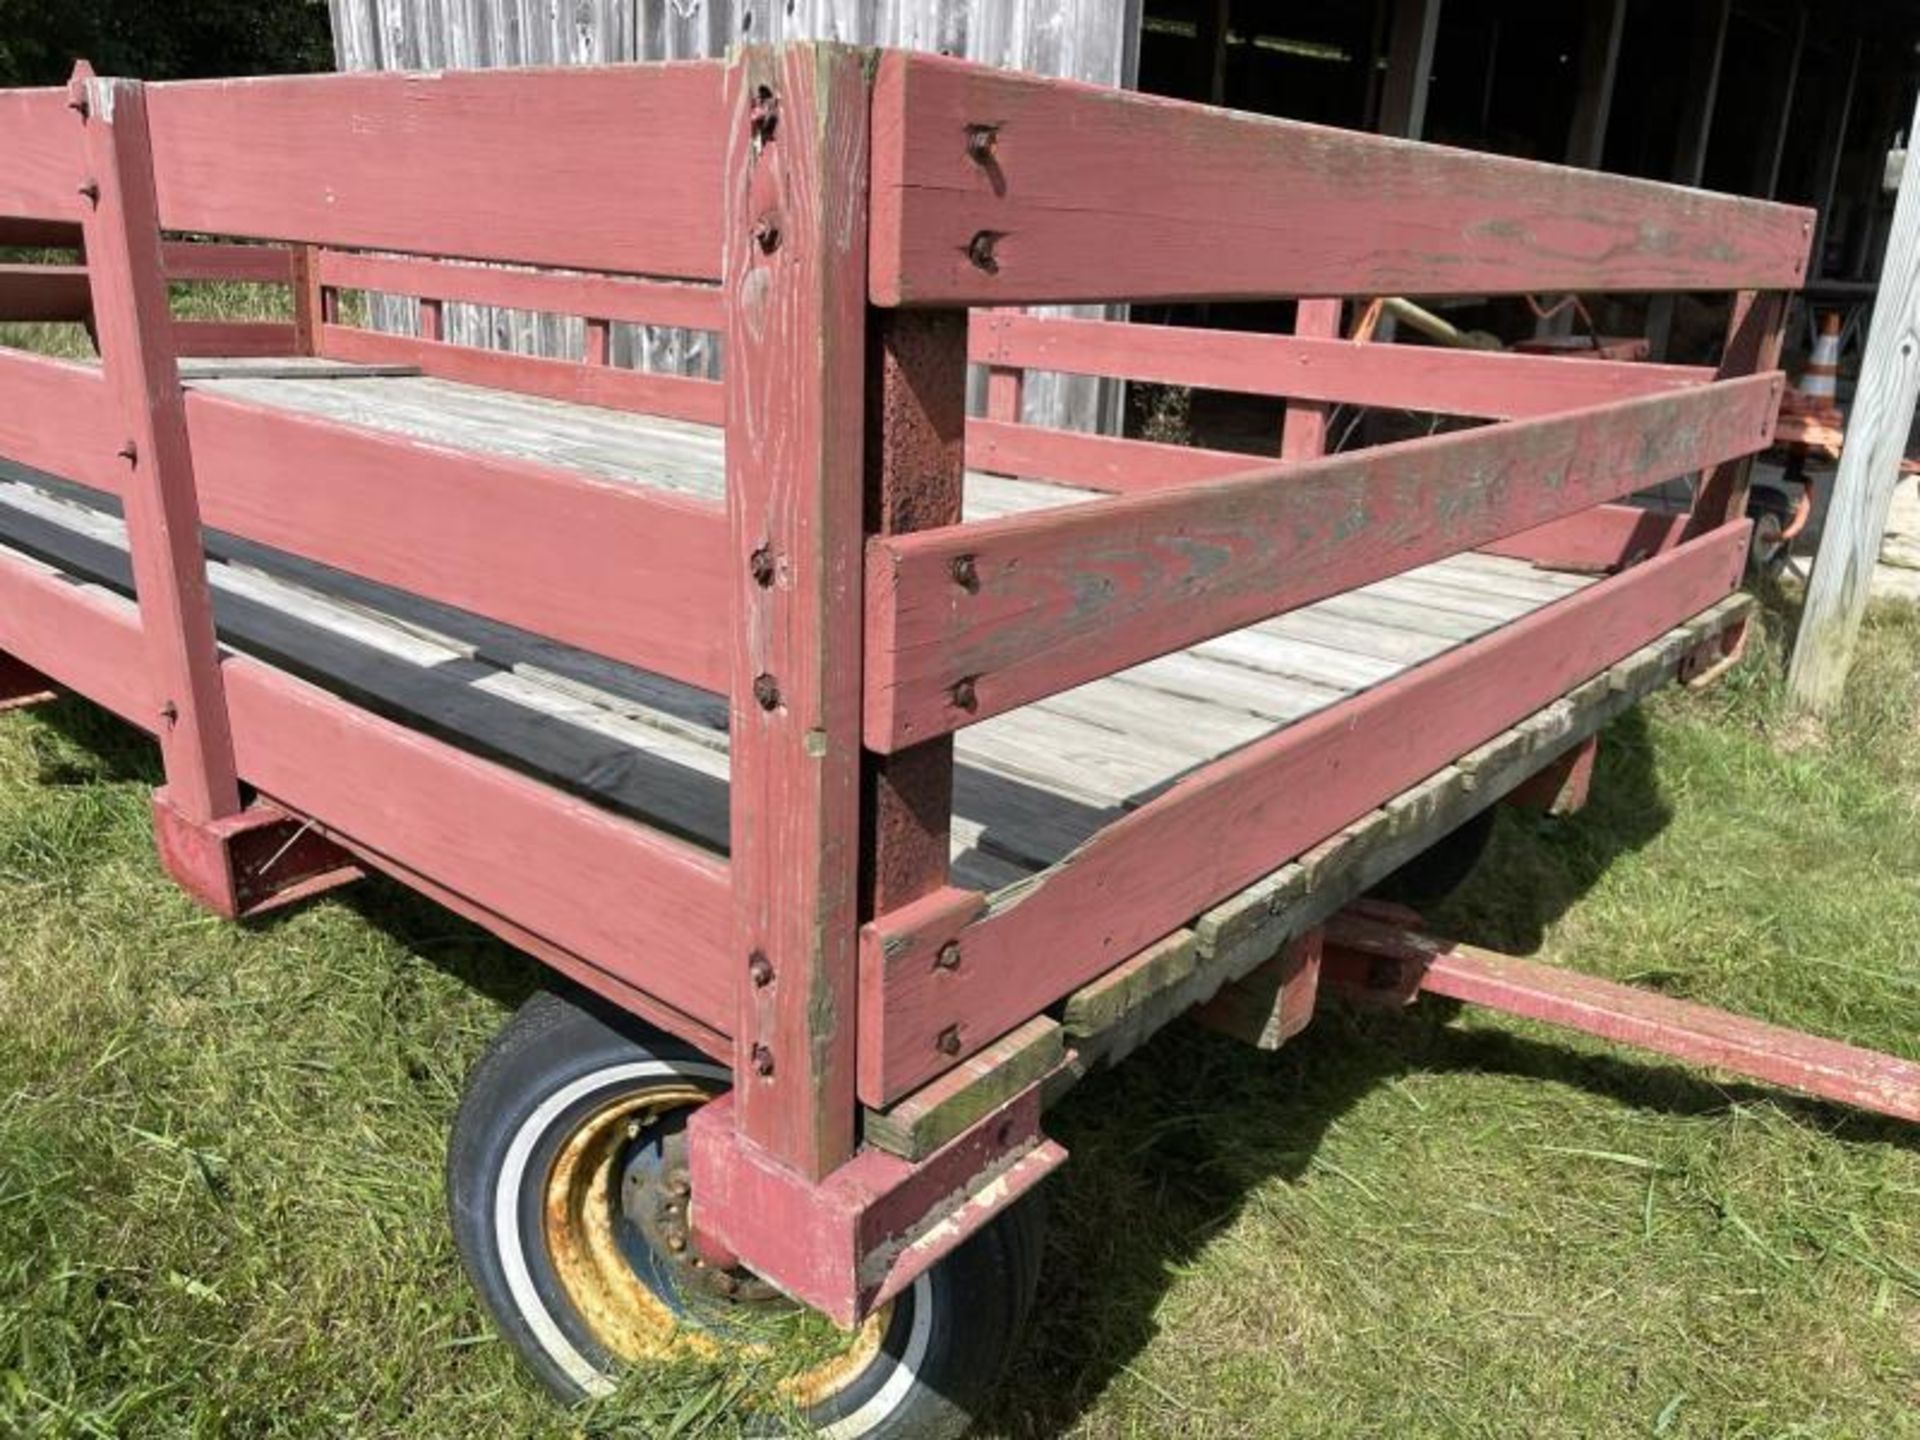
{"left": 0, "top": 43, "right": 1913, "bottom": 1436}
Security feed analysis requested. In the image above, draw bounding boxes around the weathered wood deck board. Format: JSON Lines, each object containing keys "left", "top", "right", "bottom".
{"left": 0, "top": 371, "right": 1597, "bottom": 905}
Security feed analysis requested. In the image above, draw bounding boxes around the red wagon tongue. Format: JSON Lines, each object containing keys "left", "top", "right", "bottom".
{"left": 1323, "top": 905, "right": 1920, "bottom": 1128}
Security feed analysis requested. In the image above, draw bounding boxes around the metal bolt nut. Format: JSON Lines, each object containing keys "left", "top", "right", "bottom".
{"left": 750, "top": 1043, "right": 775, "bottom": 1077}
{"left": 950, "top": 676, "right": 978, "bottom": 712}
{"left": 935, "top": 1025, "right": 963, "bottom": 1056}
{"left": 747, "top": 950, "right": 774, "bottom": 987}
{"left": 934, "top": 941, "right": 961, "bottom": 972}
{"left": 949, "top": 554, "right": 979, "bottom": 592}
{"left": 753, "top": 673, "right": 781, "bottom": 711}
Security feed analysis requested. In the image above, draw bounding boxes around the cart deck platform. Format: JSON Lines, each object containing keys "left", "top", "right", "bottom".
{"left": 5, "top": 42, "right": 1902, "bottom": 1437}
{"left": 0, "top": 356, "right": 1596, "bottom": 889}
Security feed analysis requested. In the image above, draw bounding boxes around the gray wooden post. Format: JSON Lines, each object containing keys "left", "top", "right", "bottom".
{"left": 1787, "top": 91, "right": 1920, "bottom": 713}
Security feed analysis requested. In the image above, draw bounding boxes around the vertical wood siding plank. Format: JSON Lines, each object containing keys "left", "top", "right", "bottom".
{"left": 724, "top": 44, "right": 872, "bottom": 1179}
{"left": 75, "top": 70, "right": 242, "bottom": 823}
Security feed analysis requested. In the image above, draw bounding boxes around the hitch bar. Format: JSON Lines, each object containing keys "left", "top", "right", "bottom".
{"left": 1323, "top": 909, "right": 1920, "bottom": 1126}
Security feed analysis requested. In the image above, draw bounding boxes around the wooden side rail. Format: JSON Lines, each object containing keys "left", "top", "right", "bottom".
{"left": 0, "top": 89, "right": 88, "bottom": 223}
{"left": 857, "top": 521, "right": 1751, "bottom": 1103}
{"left": 142, "top": 64, "right": 728, "bottom": 280}
{"left": 867, "top": 372, "right": 1781, "bottom": 749}
{"left": 312, "top": 248, "right": 727, "bottom": 422}
{"left": 0, "top": 350, "right": 124, "bottom": 492}
{"left": 313, "top": 249, "right": 725, "bottom": 331}
{"left": 970, "top": 312, "right": 1715, "bottom": 421}
{"left": 0, "top": 540, "right": 735, "bottom": 1046}
{"left": 869, "top": 51, "right": 1814, "bottom": 306}
{"left": 183, "top": 391, "right": 732, "bottom": 691}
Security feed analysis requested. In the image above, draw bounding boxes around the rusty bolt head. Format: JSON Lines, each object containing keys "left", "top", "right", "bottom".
{"left": 77, "top": 179, "right": 100, "bottom": 208}
{"left": 747, "top": 950, "right": 774, "bottom": 988}
{"left": 753, "top": 673, "right": 781, "bottom": 711}
{"left": 749, "top": 545, "right": 776, "bottom": 587}
{"left": 934, "top": 941, "right": 961, "bottom": 972}
{"left": 159, "top": 700, "right": 178, "bottom": 727}
{"left": 949, "top": 554, "right": 980, "bottom": 592}
{"left": 115, "top": 440, "right": 138, "bottom": 465}
{"left": 752, "top": 217, "right": 782, "bottom": 255}
{"left": 935, "top": 1025, "right": 963, "bottom": 1056}
{"left": 967, "top": 231, "right": 1000, "bottom": 274}
{"left": 965, "top": 123, "right": 1000, "bottom": 164}
{"left": 950, "top": 676, "right": 978, "bottom": 712}
{"left": 750, "top": 1043, "right": 775, "bottom": 1077}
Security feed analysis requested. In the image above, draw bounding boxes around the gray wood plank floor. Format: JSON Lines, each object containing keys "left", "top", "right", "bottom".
{"left": 0, "top": 364, "right": 1596, "bottom": 891}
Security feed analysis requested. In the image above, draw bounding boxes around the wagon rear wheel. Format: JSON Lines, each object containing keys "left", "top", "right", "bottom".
{"left": 446, "top": 988, "right": 1045, "bottom": 1439}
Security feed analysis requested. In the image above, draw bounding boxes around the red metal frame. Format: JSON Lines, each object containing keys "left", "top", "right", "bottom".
{"left": 4, "top": 44, "right": 1894, "bottom": 1334}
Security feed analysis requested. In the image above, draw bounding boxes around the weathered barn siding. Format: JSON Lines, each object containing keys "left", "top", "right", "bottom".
{"left": 325, "top": 0, "right": 1140, "bottom": 431}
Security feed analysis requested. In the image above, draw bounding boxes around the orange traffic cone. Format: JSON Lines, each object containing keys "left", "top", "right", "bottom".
{"left": 1799, "top": 311, "right": 1842, "bottom": 408}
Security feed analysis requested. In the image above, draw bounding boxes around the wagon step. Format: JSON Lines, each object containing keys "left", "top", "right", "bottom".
{"left": 1321, "top": 908, "right": 1920, "bottom": 1126}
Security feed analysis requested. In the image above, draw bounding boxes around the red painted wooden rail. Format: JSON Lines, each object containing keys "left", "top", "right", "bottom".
{"left": 859, "top": 523, "right": 1751, "bottom": 1103}
{"left": 867, "top": 373, "right": 1780, "bottom": 749}
{"left": 1322, "top": 913, "right": 1920, "bottom": 1126}
{"left": 869, "top": 52, "right": 1814, "bottom": 306}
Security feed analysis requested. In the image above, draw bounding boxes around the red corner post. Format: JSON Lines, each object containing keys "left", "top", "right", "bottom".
{"left": 69, "top": 66, "right": 355, "bottom": 918}
{"left": 690, "top": 45, "right": 1065, "bottom": 1325}
{"left": 713, "top": 44, "right": 873, "bottom": 1183}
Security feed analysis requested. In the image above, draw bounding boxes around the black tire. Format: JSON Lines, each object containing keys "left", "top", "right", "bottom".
{"left": 447, "top": 988, "right": 1045, "bottom": 1439}
{"left": 1367, "top": 805, "right": 1498, "bottom": 912}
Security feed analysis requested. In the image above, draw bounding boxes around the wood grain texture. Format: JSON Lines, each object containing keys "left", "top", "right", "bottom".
{"left": 867, "top": 373, "right": 1781, "bottom": 748}
{"left": 314, "top": 249, "right": 725, "bottom": 331}
{"left": 78, "top": 73, "right": 242, "bottom": 824}
{"left": 319, "top": 323, "right": 725, "bottom": 424}
{"left": 859, "top": 523, "right": 1749, "bottom": 1102}
{"left": 974, "top": 311, "right": 1714, "bottom": 419}
{"left": 184, "top": 388, "right": 732, "bottom": 688}
{"left": 869, "top": 51, "right": 1815, "bottom": 306}
{"left": 142, "top": 63, "right": 726, "bottom": 278}
{"left": 0, "top": 349, "right": 124, "bottom": 494}
{"left": 1790, "top": 94, "right": 1920, "bottom": 711}
{"left": 0, "top": 88, "right": 86, "bottom": 221}
{"left": 1481, "top": 503, "right": 1689, "bottom": 573}
{"left": 722, "top": 45, "right": 872, "bottom": 1179}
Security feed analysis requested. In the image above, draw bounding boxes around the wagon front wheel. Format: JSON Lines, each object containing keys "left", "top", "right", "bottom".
{"left": 446, "top": 988, "right": 1045, "bottom": 1438}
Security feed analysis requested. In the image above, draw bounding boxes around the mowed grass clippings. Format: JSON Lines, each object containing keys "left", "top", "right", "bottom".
{"left": 0, "top": 282, "right": 1913, "bottom": 1439}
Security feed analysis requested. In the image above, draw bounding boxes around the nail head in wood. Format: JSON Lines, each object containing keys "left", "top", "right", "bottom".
{"left": 749, "top": 545, "right": 776, "bottom": 587}
{"left": 748, "top": 950, "right": 774, "bottom": 987}
{"left": 935, "top": 1025, "right": 963, "bottom": 1056}
{"left": 750, "top": 1043, "right": 775, "bottom": 1078}
{"left": 949, "top": 554, "right": 979, "bottom": 592}
{"left": 752, "top": 217, "right": 782, "bottom": 255}
{"left": 934, "top": 941, "right": 961, "bottom": 972}
{"left": 949, "top": 676, "right": 978, "bottom": 712}
{"left": 966, "top": 232, "right": 1000, "bottom": 274}
{"left": 77, "top": 180, "right": 100, "bottom": 208}
{"left": 116, "top": 440, "right": 138, "bottom": 465}
{"left": 753, "top": 673, "right": 780, "bottom": 711}
{"left": 965, "top": 123, "right": 1000, "bottom": 164}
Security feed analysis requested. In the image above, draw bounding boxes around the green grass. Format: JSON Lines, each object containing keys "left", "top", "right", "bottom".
{"left": 0, "top": 456, "right": 1914, "bottom": 1438}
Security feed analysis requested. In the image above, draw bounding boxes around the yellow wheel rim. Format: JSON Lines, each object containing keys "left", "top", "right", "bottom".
{"left": 540, "top": 1086, "right": 892, "bottom": 1406}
